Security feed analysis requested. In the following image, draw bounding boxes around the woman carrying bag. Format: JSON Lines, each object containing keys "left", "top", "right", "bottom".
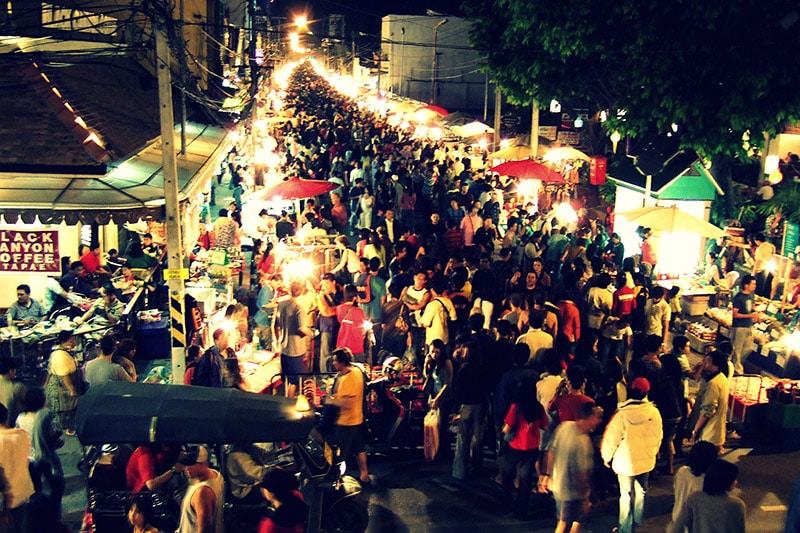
{"left": 423, "top": 340, "right": 453, "bottom": 462}
{"left": 44, "top": 330, "right": 84, "bottom": 436}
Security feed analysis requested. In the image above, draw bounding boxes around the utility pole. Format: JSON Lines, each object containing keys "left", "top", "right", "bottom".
{"left": 531, "top": 100, "right": 539, "bottom": 159}
{"left": 430, "top": 18, "right": 447, "bottom": 104}
{"left": 155, "top": 24, "right": 187, "bottom": 384}
{"left": 493, "top": 86, "right": 502, "bottom": 151}
{"left": 178, "top": 0, "right": 187, "bottom": 154}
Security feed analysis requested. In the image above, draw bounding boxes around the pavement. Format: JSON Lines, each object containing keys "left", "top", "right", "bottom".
{"left": 58, "top": 405, "right": 800, "bottom": 533}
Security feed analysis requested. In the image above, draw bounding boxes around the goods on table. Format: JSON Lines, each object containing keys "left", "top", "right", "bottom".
{"left": 687, "top": 322, "right": 717, "bottom": 341}
{"left": 706, "top": 307, "right": 731, "bottom": 327}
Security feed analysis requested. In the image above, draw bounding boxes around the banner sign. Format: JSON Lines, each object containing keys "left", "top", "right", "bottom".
{"left": 0, "top": 230, "right": 60, "bottom": 273}
{"left": 783, "top": 221, "right": 799, "bottom": 260}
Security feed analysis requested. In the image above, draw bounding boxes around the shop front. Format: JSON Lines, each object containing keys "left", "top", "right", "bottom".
{"left": 0, "top": 122, "right": 234, "bottom": 366}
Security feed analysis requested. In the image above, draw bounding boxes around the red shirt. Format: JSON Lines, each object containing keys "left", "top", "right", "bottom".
{"left": 557, "top": 301, "right": 581, "bottom": 343}
{"left": 613, "top": 286, "right": 637, "bottom": 317}
{"left": 336, "top": 303, "right": 367, "bottom": 355}
{"left": 641, "top": 239, "right": 657, "bottom": 265}
{"left": 80, "top": 251, "right": 101, "bottom": 274}
{"left": 550, "top": 393, "right": 594, "bottom": 422}
{"left": 257, "top": 490, "right": 305, "bottom": 533}
{"left": 125, "top": 446, "right": 158, "bottom": 493}
{"left": 504, "top": 403, "right": 548, "bottom": 451}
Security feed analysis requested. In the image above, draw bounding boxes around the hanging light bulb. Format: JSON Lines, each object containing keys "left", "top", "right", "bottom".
{"left": 549, "top": 100, "right": 561, "bottom": 113}
{"left": 610, "top": 131, "right": 621, "bottom": 153}
{"left": 574, "top": 116, "right": 584, "bottom": 128}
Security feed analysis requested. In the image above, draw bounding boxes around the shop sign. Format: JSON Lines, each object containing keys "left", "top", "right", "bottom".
{"left": 557, "top": 130, "right": 580, "bottom": 146}
{"left": 539, "top": 126, "right": 558, "bottom": 141}
{"left": 783, "top": 221, "right": 799, "bottom": 260}
{"left": 164, "top": 268, "right": 189, "bottom": 280}
{"left": 0, "top": 229, "right": 60, "bottom": 273}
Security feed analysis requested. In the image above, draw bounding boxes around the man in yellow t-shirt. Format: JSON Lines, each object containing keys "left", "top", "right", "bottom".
{"left": 326, "top": 348, "right": 370, "bottom": 485}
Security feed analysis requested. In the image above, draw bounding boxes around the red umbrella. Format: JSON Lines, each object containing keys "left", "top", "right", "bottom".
{"left": 417, "top": 104, "right": 449, "bottom": 116}
{"left": 488, "top": 159, "right": 565, "bottom": 183}
{"left": 253, "top": 177, "right": 338, "bottom": 202}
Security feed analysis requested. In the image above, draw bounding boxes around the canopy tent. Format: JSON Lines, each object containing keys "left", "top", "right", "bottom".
{"left": 0, "top": 122, "right": 232, "bottom": 224}
{"left": 617, "top": 205, "right": 727, "bottom": 239}
{"left": 542, "top": 146, "right": 591, "bottom": 163}
{"left": 451, "top": 121, "right": 494, "bottom": 138}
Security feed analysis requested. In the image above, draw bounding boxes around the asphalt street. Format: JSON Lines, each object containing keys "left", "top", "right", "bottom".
{"left": 59, "top": 428, "right": 799, "bottom": 532}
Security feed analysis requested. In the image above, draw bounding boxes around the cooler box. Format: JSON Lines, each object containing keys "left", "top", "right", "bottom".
{"left": 682, "top": 294, "right": 711, "bottom": 316}
{"left": 136, "top": 317, "right": 170, "bottom": 360}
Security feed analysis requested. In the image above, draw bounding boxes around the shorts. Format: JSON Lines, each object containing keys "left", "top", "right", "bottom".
{"left": 556, "top": 498, "right": 587, "bottom": 524}
{"left": 281, "top": 353, "right": 307, "bottom": 386}
{"left": 333, "top": 424, "right": 365, "bottom": 459}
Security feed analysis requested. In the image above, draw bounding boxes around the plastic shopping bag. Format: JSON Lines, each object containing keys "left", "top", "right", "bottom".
{"left": 423, "top": 408, "right": 440, "bottom": 462}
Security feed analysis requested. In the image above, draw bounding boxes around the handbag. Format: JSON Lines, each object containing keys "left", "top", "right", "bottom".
{"left": 395, "top": 304, "right": 410, "bottom": 333}
{"left": 75, "top": 366, "right": 90, "bottom": 396}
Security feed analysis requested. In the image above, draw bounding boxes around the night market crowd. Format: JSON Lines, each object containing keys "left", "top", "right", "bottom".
{"left": 3, "top": 62, "right": 792, "bottom": 533}
{"left": 184, "top": 63, "right": 757, "bottom": 532}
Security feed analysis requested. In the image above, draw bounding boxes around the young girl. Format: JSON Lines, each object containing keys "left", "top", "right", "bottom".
{"left": 501, "top": 379, "right": 548, "bottom": 519}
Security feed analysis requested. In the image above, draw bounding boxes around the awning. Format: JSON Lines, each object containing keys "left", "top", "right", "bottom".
{"left": 0, "top": 122, "right": 232, "bottom": 224}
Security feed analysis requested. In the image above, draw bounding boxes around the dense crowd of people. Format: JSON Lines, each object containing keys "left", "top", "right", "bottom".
{"left": 2, "top": 60, "right": 791, "bottom": 532}
{"left": 179, "top": 62, "right": 756, "bottom": 531}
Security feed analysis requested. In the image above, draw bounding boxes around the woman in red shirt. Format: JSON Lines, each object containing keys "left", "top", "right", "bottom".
{"left": 257, "top": 467, "right": 307, "bottom": 533}
{"left": 501, "top": 381, "right": 548, "bottom": 519}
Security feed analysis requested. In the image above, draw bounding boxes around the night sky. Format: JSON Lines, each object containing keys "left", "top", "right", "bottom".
{"left": 276, "top": 0, "right": 466, "bottom": 35}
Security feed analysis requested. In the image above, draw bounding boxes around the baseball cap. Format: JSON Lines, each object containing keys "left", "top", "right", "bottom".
{"left": 630, "top": 377, "right": 650, "bottom": 395}
{"left": 178, "top": 445, "right": 210, "bottom": 465}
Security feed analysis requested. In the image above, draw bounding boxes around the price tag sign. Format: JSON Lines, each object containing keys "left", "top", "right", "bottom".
{"left": 164, "top": 268, "right": 189, "bottom": 280}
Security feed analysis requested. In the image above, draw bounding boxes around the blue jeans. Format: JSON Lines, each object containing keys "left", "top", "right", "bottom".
{"left": 617, "top": 471, "right": 649, "bottom": 533}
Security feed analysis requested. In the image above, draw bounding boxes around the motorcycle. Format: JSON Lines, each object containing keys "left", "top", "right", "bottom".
{"left": 75, "top": 381, "right": 369, "bottom": 533}
{"left": 364, "top": 357, "right": 427, "bottom": 452}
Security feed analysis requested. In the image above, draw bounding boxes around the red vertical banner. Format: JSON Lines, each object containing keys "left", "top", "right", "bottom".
{"left": 0, "top": 229, "right": 60, "bottom": 272}
{"left": 590, "top": 156, "right": 607, "bottom": 185}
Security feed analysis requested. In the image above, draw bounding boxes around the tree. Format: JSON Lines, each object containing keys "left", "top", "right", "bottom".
{"left": 463, "top": 0, "right": 800, "bottom": 156}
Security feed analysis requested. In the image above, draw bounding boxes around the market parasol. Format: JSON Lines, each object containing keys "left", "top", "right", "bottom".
{"left": 252, "top": 177, "right": 338, "bottom": 202}
{"left": 413, "top": 105, "right": 449, "bottom": 123}
{"left": 487, "top": 145, "right": 533, "bottom": 161}
{"left": 416, "top": 104, "right": 449, "bottom": 116}
{"left": 616, "top": 205, "right": 726, "bottom": 239}
{"left": 488, "top": 159, "right": 565, "bottom": 183}
{"left": 542, "top": 146, "right": 591, "bottom": 163}
{"left": 451, "top": 121, "right": 494, "bottom": 137}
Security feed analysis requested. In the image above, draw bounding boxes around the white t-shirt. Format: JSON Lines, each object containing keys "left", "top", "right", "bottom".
{"left": 49, "top": 349, "right": 77, "bottom": 376}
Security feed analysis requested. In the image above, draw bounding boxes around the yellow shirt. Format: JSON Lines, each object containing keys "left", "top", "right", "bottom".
{"left": 335, "top": 368, "right": 364, "bottom": 427}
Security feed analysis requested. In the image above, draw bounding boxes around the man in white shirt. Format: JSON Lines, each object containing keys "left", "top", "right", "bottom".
{"left": 420, "top": 279, "right": 457, "bottom": 345}
{"left": 644, "top": 286, "right": 671, "bottom": 348}
{"left": 752, "top": 232, "right": 776, "bottom": 297}
{"left": 516, "top": 312, "right": 554, "bottom": 368}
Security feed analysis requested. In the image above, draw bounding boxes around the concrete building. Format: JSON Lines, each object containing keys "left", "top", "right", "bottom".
{"left": 380, "top": 15, "right": 496, "bottom": 113}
